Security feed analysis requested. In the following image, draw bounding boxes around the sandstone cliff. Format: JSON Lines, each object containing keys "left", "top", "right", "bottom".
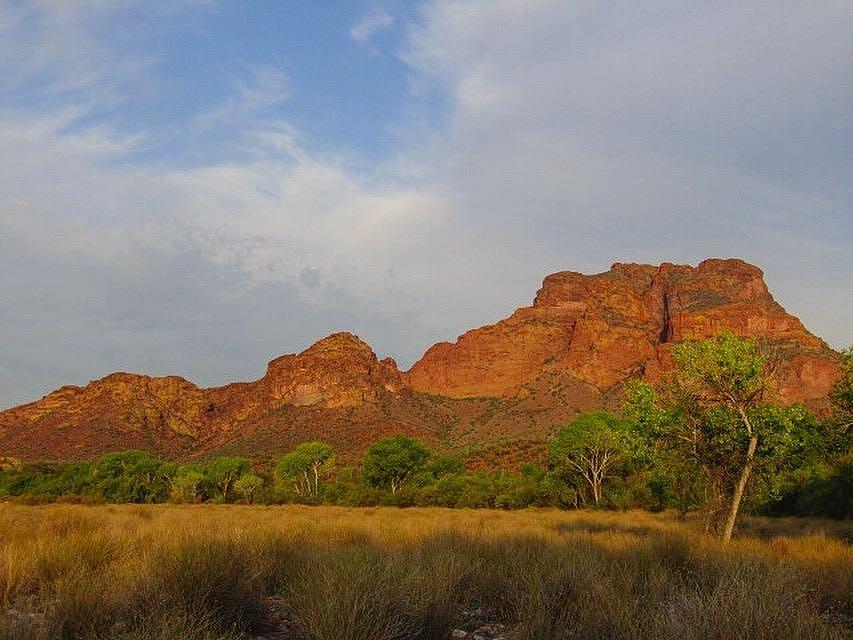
{"left": 406, "top": 259, "right": 839, "bottom": 404}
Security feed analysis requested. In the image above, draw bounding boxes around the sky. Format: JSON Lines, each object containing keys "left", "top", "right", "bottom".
{"left": 1, "top": 1, "right": 851, "bottom": 409}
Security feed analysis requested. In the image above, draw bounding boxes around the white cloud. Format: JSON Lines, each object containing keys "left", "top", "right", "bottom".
{"left": 350, "top": 8, "right": 394, "bottom": 45}
{"left": 194, "top": 65, "right": 289, "bottom": 132}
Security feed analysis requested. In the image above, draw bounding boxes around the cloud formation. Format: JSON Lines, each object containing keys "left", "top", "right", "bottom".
{"left": 350, "top": 8, "right": 395, "bottom": 45}
{"left": 1, "top": 1, "right": 851, "bottom": 408}
{"left": 193, "top": 65, "right": 289, "bottom": 132}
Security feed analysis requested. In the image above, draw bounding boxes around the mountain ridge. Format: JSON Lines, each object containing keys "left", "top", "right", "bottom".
{"left": 0, "top": 258, "right": 842, "bottom": 463}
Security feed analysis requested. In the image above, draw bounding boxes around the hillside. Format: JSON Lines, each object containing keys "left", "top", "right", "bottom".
{"left": 0, "top": 259, "right": 841, "bottom": 464}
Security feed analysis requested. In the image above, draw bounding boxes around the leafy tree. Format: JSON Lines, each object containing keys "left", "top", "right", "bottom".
{"left": 233, "top": 474, "right": 264, "bottom": 504}
{"left": 0, "top": 462, "right": 49, "bottom": 498}
{"left": 548, "top": 412, "right": 637, "bottom": 505}
{"left": 275, "top": 442, "right": 334, "bottom": 497}
{"left": 362, "top": 435, "right": 431, "bottom": 494}
{"left": 51, "top": 461, "right": 97, "bottom": 499}
{"left": 454, "top": 472, "right": 495, "bottom": 509}
{"left": 764, "top": 350, "right": 853, "bottom": 520}
{"left": 426, "top": 455, "right": 463, "bottom": 479}
{"left": 90, "top": 451, "right": 170, "bottom": 503}
{"left": 626, "top": 374, "right": 834, "bottom": 523}
{"left": 170, "top": 464, "right": 208, "bottom": 503}
{"left": 0, "top": 461, "right": 93, "bottom": 501}
{"left": 541, "top": 471, "right": 579, "bottom": 509}
{"left": 830, "top": 347, "right": 853, "bottom": 437}
{"left": 494, "top": 467, "right": 548, "bottom": 509}
{"left": 771, "top": 453, "right": 853, "bottom": 519}
{"left": 670, "top": 332, "right": 775, "bottom": 542}
{"left": 625, "top": 380, "right": 724, "bottom": 516}
{"left": 204, "top": 457, "right": 251, "bottom": 502}
{"left": 421, "top": 473, "right": 469, "bottom": 507}
{"left": 762, "top": 347, "right": 851, "bottom": 520}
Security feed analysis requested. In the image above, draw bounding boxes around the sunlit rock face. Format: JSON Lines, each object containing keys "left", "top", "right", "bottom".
{"left": 406, "top": 259, "right": 840, "bottom": 403}
{"left": 262, "top": 332, "right": 406, "bottom": 408}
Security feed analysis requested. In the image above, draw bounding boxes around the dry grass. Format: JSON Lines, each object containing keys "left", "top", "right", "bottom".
{"left": 0, "top": 505, "right": 850, "bottom": 639}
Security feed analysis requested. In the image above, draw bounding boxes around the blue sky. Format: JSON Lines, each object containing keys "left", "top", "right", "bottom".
{"left": 4, "top": 2, "right": 427, "bottom": 165}
{"left": 1, "top": 1, "right": 851, "bottom": 408}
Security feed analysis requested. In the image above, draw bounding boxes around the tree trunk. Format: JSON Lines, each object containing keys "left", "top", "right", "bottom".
{"left": 721, "top": 432, "right": 758, "bottom": 544}
{"left": 704, "top": 472, "right": 726, "bottom": 535}
{"left": 313, "top": 463, "right": 320, "bottom": 496}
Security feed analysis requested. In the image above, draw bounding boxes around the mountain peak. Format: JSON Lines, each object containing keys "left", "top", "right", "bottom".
{"left": 263, "top": 332, "right": 400, "bottom": 409}
{"left": 301, "top": 332, "right": 376, "bottom": 357}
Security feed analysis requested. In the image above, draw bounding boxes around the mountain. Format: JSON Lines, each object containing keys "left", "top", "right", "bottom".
{"left": 0, "top": 259, "right": 841, "bottom": 465}
{"left": 407, "top": 259, "right": 837, "bottom": 404}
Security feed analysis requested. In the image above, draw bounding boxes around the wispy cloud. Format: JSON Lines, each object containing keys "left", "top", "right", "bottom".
{"left": 350, "top": 8, "right": 394, "bottom": 45}
{"left": 193, "top": 65, "right": 289, "bottom": 132}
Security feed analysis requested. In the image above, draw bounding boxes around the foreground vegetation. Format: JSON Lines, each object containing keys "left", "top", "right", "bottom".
{"left": 0, "top": 505, "right": 850, "bottom": 640}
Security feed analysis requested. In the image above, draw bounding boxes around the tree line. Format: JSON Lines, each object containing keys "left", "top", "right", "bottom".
{"left": 1, "top": 334, "right": 850, "bottom": 539}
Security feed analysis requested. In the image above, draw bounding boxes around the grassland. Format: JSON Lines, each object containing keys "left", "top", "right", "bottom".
{"left": 0, "top": 505, "right": 850, "bottom": 640}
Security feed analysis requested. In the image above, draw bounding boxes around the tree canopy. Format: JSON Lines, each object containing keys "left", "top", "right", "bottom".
{"left": 667, "top": 332, "right": 776, "bottom": 541}
{"left": 362, "top": 436, "right": 431, "bottom": 494}
{"left": 549, "top": 412, "right": 638, "bottom": 505}
{"left": 275, "top": 441, "right": 334, "bottom": 497}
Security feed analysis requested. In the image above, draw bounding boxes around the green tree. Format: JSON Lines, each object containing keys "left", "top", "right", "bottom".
{"left": 831, "top": 347, "right": 853, "bottom": 431}
{"left": 548, "top": 412, "right": 637, "bottom": 505}
{"left": 233, "top": 473, "right": 264, "bottom": 504}
{"left": 170, "top": 464, "right": 207, "bottom": 503}
{"left": 204, "top": 457, "right": 251, "bottom": 502}
{"left": 90, "top": 451, "right": 170, "bottom": 503}
{"left": 766, "top": 350, "right": 852, "bottom": 519}
{"left": 275, "top": 442, "right": 334, "bottom": 497}
{"left": 671, "top": 331, "right": 774, "bottom": 543}
{"left": 426, "top": 455, "right": 463, "bottom": 479}
{"left": 362, "top": 435, "right": 431, "bottom": 494}
{"left": 624, "top": 380, "right": 719, "bottom": 516}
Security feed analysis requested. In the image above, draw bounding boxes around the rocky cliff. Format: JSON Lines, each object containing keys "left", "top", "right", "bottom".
{"left": 406, "top": 259, "right": 839, "bottom": 404}
{"left": 0, "top": 333, "right": 409, "bottom": 460}
{"left": 0, "top": 259, "right": 841, "bottom": 462}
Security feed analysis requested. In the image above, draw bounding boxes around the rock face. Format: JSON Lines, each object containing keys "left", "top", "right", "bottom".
{"left": 261, "top": 333, "right": 405, "bottom": 408}
{"left": 406, "top": 259, "right": 839, "bottom": 403}
{"left": 0, "top": 258, "right": 841, "bottom": 461}
{"left": 0, "top": 333, "right": 407, "bottom": 459}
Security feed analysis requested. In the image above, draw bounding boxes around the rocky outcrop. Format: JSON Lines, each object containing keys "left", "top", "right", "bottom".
{"left": 0, "top": 333, "right": 408, "bottom": 459}
{"left": 260, "top": 332, "right": 405, "bottom": 408}
{"left": 406, "top": 259, "right": 840, "bottom": 403}
{"left": 0, "top": 373, "right": 208, "bottom": 438}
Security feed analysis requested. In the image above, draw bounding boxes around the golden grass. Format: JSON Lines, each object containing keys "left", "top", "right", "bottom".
{"left": 0, "top": 505, "right": 850, "bottom": 639}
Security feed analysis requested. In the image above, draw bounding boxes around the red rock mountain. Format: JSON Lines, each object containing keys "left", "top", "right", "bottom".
{"left": 0, "top": 259, "right": 841, "bottom": 464}
{"left": 407, "top": 259, "right": 838, "bottom": 404}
